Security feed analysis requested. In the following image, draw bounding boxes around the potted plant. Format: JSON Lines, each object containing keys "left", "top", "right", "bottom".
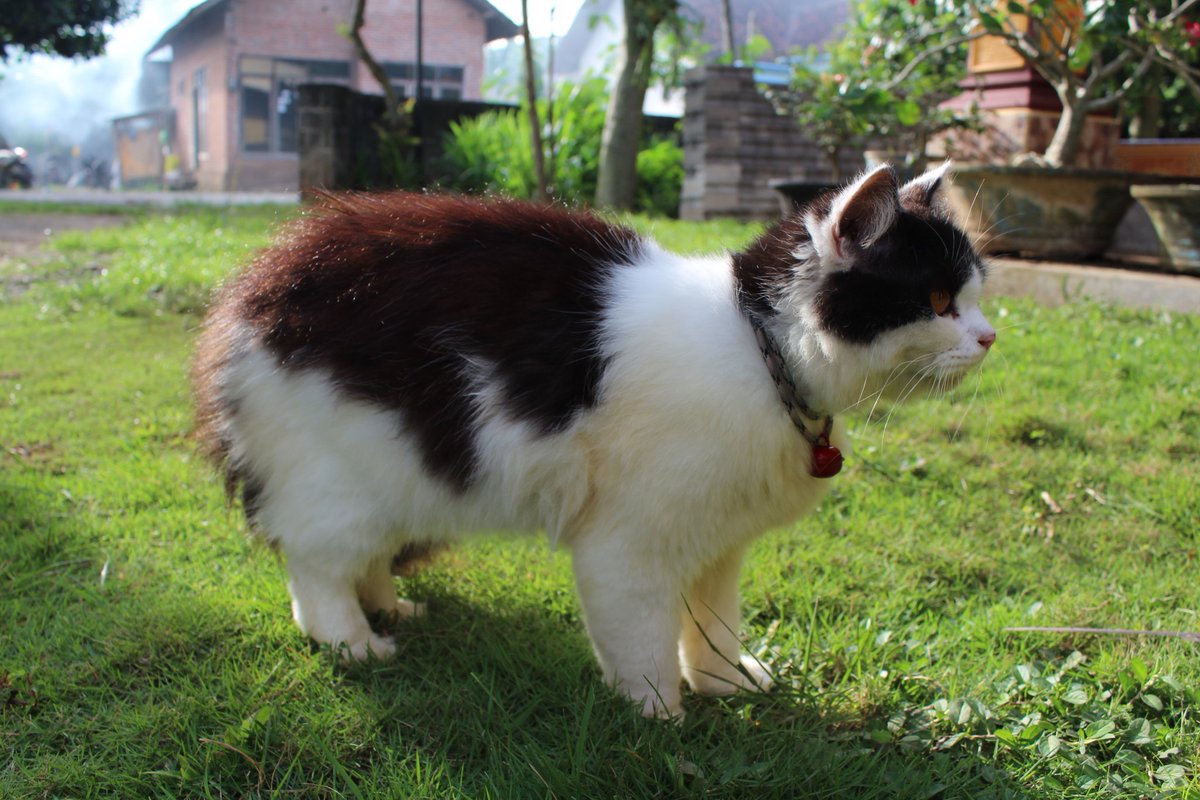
{"left": 763, "top": 0, "right": 978, "bottom": 213}
{"left": 925, "top": 0, "right": 1200, "bottom": 259}
{"left": 1131, "top": 184, "right": 1200, "bottom": 272}
{"left": 761, "top": 60, "right": 878, "bottom": 212}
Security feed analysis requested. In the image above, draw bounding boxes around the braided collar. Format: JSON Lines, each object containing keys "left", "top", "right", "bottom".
{"left": 743, "top": 310, "right": 844, "bottom": 478}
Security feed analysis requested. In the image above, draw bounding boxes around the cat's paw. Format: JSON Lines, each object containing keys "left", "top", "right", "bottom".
{"left": 340, "top": 632, "right": 397, "bottom": 662}
{"left": 370, "top": 596, "right": 427, "bottom": 620}
{"left": 398, "top": 598, "right": 427, "bottom": 619}
{"left": 686, "top": 654, "right": 774, "bottom": 696}
{"left": 621, "top": 684, "right": 684, "bottom": 721}
{"left": 735, "top": 654, "right": 774, "bottom": 693}
{"left": 636, "top": 692, "right": 685, "bottom": 722}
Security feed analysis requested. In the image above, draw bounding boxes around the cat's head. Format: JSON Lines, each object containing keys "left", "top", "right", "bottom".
{"left": 740, "top": 163, "right": 995, "bottom": 410}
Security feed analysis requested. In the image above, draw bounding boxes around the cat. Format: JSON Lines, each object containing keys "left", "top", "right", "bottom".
{"left": 192, "top": 163, "right": 995, "bottom": 719}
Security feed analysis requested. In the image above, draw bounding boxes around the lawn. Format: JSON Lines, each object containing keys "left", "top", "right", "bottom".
{"left": 1, "top": 202, "right": 1197, "bottom": 799}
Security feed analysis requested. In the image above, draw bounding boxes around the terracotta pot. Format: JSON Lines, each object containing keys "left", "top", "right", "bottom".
{"left": 1131, "top": 184, "right": 1200, "bottom": 274}
{"left": 942, "top": 164, "right": 1155, "bottom": 260}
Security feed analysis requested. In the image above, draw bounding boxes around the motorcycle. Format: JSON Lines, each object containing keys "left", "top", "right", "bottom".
{"left": 0, "top": 146, "right": 33, "bottom": 188}
{"left": 67, "top": 156, "right": 110, "bottom": 190}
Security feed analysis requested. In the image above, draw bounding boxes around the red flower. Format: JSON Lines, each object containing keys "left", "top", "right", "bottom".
{"left": 1187, "top": 20, "right": 1200, "bottom": 43}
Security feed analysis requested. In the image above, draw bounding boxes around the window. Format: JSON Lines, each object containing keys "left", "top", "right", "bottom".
{"left": 239, "top": 57, "right": 350, "bottom": 153}
{"left": 380, "top": 61, "right": 465, "bottom": 102}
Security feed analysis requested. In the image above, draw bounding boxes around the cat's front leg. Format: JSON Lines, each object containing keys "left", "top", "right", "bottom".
{"left": 287, "top": 559, "right": 396, "bottom": 661}
{"left": 570, "top": 533, "right": 685, "bottom": 719}
{"left": 678, "top": 545, "right": 773, "bottom": 696}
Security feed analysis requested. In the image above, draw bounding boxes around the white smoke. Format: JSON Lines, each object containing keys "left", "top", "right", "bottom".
{"left": 0, "top": 0, "right": 194, "bottom": 168}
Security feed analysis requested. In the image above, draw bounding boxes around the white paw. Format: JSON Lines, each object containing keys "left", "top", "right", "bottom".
{"left": 686, "top": 654, "right": 774, "bottom": 696}
{"left": 340, "top": 632, "right": 397, "bottom": 662}
{"left": 396, "top": 598, "right": 426, "bottom": 620}
{"left": 635, "top": 691, "right": 685, "bottom": 722}
{"left": 736, "top": 654, "right": 774, "bottom": 693}
{"left": 619, "top": 682, "right": 684, "bottom": 721}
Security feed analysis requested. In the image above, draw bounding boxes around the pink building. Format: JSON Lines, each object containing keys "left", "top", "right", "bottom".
{"left": 146, "top": 0, "right": 516, "bottom": 191}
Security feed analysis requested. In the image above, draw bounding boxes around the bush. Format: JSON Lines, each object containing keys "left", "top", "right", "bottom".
{"left": 634, "top": 134, "right": 684, "bottom": 218}
{"left": 440, "top": 77, "right": 682, "bottom": 216}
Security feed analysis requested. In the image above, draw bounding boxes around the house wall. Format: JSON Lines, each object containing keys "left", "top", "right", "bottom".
{"left": 356, "top": 0, "right": 488, "bottom": 98}
{"left": 168, "top": 6, "right": 231, "bottom": 191}
{"left": 163, "top": 0, "right": 494, "bottom": 191}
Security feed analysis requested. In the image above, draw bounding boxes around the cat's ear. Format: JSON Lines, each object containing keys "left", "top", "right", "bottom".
{"left": 899, "top": 161, "right": 952, "bottom": 216}
{"left": 807, "top": 165, "right": 899, "bottom": 268}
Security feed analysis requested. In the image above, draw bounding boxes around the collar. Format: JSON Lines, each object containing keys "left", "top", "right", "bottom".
{"left": 743, "top": 311, "right": 844, "bottom": 478}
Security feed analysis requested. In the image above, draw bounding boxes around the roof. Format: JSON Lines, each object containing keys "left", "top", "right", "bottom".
{"left": 146, "top": 0, "right": 227, "bottom": 55}
{"left": 462, "top": 0, "right": 519, "bottom": 41}
{"left": 146, "top": 0, "right": 518, "bottom": 57}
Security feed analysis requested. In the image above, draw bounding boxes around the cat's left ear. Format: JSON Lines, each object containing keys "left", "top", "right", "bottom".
{"left": 807, "top": 164, "right": 900, "bottom": 269}
{"left": 899, "top": 161, "right": 953, "bottom": 217}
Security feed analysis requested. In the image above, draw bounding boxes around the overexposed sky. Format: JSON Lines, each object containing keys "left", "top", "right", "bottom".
{"left": 0, "top": 0, "right": 581, "bottom": 146}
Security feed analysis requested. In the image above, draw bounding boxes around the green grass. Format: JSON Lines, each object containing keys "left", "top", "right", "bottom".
{"left": 1, "top": 205, "right": 1197, "bottom": 798}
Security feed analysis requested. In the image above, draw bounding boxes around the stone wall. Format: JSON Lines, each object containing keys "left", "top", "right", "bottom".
{"left": 681, "top": 65, "right": 862, "bottom": 221}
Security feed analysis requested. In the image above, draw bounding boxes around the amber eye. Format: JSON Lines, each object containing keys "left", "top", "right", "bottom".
{"left": 930, "top": 290, "right": 952, "bottom": 316}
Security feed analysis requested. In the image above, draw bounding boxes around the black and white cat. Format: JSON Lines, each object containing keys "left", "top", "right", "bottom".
{"left": 193, "top": 163, "right": 995, "bottom": 718}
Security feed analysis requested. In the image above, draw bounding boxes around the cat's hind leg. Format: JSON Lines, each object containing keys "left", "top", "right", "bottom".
{"left": 678, "top": 546, "right": 773, "bottom": 696}
{"left": 356, "top": 556, "right": 426, "bottom": 621}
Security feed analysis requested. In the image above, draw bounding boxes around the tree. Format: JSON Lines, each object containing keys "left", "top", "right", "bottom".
{"left": 1, "top": 0, "right": 133, "bottom": 60}
{"left": 348, "top": 0, "right": 417, "bottom": 185}
{"left": 971, "top": 0, "right": 1200, "bottom": 166}
{"left": 594, "top": 0, "right": 679, "bottom": 210}
{"left": 836, "top": 0, "right": 976, "bottom": 172}
{"left": 765, "top": 0, "right": 975, "bottom": 180}
{"left": 520, "top": 0, "right": 549, "bottom": 201}
{"left": 348, "top": 0, "right": 404, "bottom": 130}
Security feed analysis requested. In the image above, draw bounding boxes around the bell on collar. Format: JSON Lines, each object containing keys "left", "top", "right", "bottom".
{"left": 810, "top": 443, "right": 843, "bottom": 478}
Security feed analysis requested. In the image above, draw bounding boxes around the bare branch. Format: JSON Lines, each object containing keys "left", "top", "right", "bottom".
{"left": 879, "top": 30, "right": 985, "bottom": 91}
{"left": 349, "top": 0, "right": 402, "bottom": 125}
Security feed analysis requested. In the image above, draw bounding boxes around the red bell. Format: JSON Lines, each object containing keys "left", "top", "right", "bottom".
{"left": 810, "top": 444, "right": 843, "bottom": 478}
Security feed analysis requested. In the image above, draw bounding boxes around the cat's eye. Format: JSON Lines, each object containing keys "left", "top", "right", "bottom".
{"left": 930, "top": 290, "right": 952, "bottom": 316}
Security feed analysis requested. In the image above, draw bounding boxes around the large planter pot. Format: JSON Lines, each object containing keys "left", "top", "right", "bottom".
{"left": 769, "top": 179, "right": 837, "bottom": 215}
{"left": 1131, "top": 184, "right": 1200, "bottom": 274}
{"left": 943, "top": 164, "right": 1154, "bottom": 260}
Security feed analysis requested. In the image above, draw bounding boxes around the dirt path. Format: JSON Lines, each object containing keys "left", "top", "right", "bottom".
{"left": 0, "top": 212, "right": 128, "bottom": 258}
{"left": 0, "top": 212, "right": 128, "bottom": 298}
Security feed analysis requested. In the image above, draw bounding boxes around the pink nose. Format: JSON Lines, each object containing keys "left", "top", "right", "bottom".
{"left": 978, "top": 330, "right": 996, "bottom": 350}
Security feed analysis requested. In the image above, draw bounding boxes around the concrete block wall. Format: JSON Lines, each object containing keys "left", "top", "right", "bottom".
{"left": 681, "top": 65, "right": 861, "bottom": 221}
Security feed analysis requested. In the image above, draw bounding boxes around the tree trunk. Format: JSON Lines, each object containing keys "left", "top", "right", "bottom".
{"left": 1128, "top": 64, "right": 1163, "bottom": 140}
{"left": 1042, "top": 89, "right": 1090, "bottom": 168}
{"left": 349, "top": 0, "right": 401, "bottom": 127}
{"left": 595, "top": 1, "right": 668, "bottom": 210}
{"left": 719, "top": 0, "right": 736, "bottom": 61}
{"left": 825, "top": 145, "right": 843, "bottom": 182}
{"left": 520, "top": 0, "right": 548, "bottom": 201}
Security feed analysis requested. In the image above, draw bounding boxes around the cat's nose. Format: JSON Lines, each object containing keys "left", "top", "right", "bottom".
{"left": 978, "top": 329, "right": 996, "bottom": 350}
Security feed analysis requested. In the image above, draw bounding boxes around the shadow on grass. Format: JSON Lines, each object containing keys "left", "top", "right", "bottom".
{"left": 338, "top": 589, "right": 1032, "bottom": 799}
{"left": 2, "top": 482, "right": 1031, "bottom": 799}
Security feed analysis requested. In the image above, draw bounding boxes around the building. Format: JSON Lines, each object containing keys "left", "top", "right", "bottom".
{"left": 144, "top": 0, "right": 517, "bottom": 191}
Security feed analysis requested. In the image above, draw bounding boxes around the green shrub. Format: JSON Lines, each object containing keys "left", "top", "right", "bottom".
{"left": 634, "top": 134, "right": 684, "bottom": 218}
{"left": 441, "top": 77, "right": 682, "bottom": 216}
